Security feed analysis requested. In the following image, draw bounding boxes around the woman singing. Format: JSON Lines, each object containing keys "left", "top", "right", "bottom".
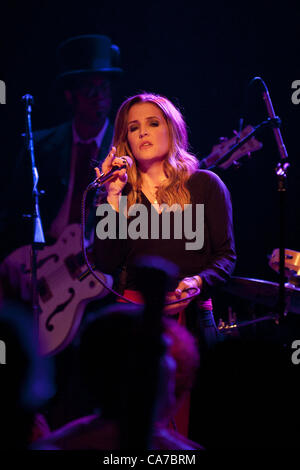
{"left": 94, "top": 93, "right": 236, "bottom": 351}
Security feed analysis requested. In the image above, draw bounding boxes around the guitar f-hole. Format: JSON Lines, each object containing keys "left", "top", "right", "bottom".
{"left": 45, "top": 288, "right": 75, "bottom": 332}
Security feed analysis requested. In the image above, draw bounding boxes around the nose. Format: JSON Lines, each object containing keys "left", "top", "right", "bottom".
{"left": 139, "top": 128, "right": 149, "bottom": 138}
{"left": 87, "top": 85, "right": 106, "bottom": 98}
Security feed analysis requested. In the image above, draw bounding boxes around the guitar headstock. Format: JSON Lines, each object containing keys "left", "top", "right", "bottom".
{"left": 202, "top": 125, "right": 263, "bottom": 170}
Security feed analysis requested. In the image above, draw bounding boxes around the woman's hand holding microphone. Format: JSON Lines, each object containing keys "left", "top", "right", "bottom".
{"left": 101, "top": 147, "right": 132, "bottom": 211}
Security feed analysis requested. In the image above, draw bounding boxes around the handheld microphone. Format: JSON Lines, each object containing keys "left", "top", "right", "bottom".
{"left": 251, "top": 77, "right": 288, "bottom": 160}
{"left": 91, "top": 156, "right": 133, "bottom": 188}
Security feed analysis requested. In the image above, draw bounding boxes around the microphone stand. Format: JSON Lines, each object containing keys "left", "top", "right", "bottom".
{"left": 260, "top": 78, "right": 289, "bottom": 324}
{"left": 249, "top": 77, "right": 289, "bottom": 323}
{"left": 211, "top": 77, "right": 289, "bottom": 322}
{"left": 22, "top": 94, "right": 45, "bottom": 344}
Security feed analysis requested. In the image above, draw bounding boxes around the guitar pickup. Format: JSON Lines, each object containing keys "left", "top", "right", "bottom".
{"left": 64, "top": 255, "right": 82, "bottom": 279}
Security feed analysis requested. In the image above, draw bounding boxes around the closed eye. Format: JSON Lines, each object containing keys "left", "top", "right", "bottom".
{"left": 128, "top": 119, "right": 159, "bottom": 133}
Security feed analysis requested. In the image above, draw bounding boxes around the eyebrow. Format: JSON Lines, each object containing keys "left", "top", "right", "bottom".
{"left": 127, "top": 116, "right": 161, "bottom": 125}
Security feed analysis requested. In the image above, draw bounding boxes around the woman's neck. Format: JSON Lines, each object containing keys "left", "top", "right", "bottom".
{"left": 139, "top": 161, "right": 166, "bottom": 187}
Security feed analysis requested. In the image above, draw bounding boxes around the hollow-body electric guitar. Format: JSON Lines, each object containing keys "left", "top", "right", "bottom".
{"left": 2, "top": 224, "right": 112, "bottom": 356}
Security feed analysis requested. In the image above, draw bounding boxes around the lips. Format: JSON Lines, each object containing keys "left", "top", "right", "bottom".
{"left": 139, "top": 141, "right": 153, "bottom": 149}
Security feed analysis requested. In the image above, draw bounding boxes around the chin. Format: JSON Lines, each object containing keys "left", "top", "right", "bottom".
{"left": 136, "top": 152, "right": 166, "bottom": 162}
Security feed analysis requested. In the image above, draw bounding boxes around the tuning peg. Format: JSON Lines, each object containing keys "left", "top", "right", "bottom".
{"left": 233, "top": 130, "right": 242, "bottom": 140}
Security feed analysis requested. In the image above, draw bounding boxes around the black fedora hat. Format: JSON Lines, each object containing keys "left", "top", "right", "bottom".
{"left": 56, "top": 34, "right": 123, "bottom": 86}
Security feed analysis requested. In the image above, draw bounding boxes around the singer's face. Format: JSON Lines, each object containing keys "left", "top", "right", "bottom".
{"left": 126, "top": 102, "right": 170, "bottom": 167}
{"left": 67, "top": 74, "right": 112, "bottom": 123}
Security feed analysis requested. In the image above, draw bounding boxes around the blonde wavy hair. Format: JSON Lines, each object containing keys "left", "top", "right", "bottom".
{"left": 113, "top": 93, "right": 199, "bottom": 208}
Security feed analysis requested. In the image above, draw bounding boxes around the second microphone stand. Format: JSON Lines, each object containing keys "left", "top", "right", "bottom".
{"left": 210, "top": 113, "right": 289, "bottom": 322}
{"left": 22, "top": 94, "right": 45, "bottom": 343}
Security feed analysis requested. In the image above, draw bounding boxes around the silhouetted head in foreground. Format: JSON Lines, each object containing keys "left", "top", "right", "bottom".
{"left": 0, "top": 302, "right": 55, "bottom": 449}
{"left": 79, "top": 256, "right": 180, "bottom": 449}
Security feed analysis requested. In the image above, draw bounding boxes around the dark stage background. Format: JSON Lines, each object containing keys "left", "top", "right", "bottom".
{"left": 0, "top": 1, "right": 299, "bottom": 288}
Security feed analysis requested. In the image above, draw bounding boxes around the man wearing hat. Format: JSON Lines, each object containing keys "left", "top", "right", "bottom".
{"left": 46, "top": 34, "right": 123, "bottom": 238}
{"left": 0, "top": 34, "right": 123, "bottom": 257}
{"left": 38, "top": 34, "right": 123, "bottom": 239}
{"left": 0, "top": 35, "right": 122, "bottom": 297}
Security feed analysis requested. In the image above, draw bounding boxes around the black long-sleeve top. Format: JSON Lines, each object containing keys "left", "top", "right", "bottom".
{"left": 94, "top": 170, "right": 236, "bottom": 299}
